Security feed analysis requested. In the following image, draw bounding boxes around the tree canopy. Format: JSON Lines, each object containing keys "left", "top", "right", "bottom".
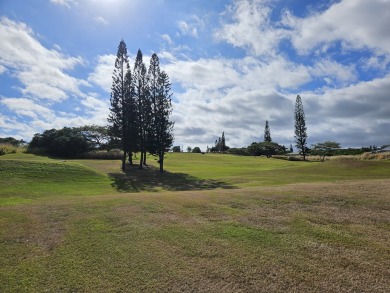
{"left": 312, "top": 141, "right": 341, "bottom": 161}
{"left": 28, "top": 127, "right": 92, "bottom": 157}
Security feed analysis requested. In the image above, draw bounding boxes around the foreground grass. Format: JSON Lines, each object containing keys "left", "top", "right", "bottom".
{"left": 1, "top": 153, "right": 389, "bottom": 292}
{"left": 1, "top": 180, "right": 389, "bottom": 292}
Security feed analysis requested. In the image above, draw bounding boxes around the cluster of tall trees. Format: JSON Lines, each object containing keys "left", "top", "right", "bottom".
{"left": 108, "top": 40, "right": 174, "bottom": 172}
{"left": 210, "top": 132, "right": 229, "bottom": 153}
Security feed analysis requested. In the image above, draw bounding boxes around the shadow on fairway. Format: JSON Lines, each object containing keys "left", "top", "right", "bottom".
{"left": 108, "top": 164, "right": 237, "bottom": 192}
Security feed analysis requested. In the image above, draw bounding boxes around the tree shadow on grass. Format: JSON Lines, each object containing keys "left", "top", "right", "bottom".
{"left": 108, "top": 164, "right": 237, "bottom": 192}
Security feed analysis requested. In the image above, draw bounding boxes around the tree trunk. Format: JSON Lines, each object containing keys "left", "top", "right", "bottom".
{"left": 122, "top": 151, "right": 126, "bottom": 171}
{"left": 159, "top": 152, "right": 164, "bottom": 173}
{"left": 143, "top": 150, "right": 147, "bottom": 166}
{"left": 139, "top": 149, "right": 143, "bottom": 169}
{"left": 128, "top": 152, "right": 133, "bottom": 165}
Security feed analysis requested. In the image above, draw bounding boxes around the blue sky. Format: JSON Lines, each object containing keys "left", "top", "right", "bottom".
{"left": 1, "top": 0, "right": 389, "bottom": 150}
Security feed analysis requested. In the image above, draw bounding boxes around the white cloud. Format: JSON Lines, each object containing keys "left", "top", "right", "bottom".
{"left": 284, "top": 0, "right": 390, "bottom": 57}
{"left": 1, "top": 97, "right": 54, "bottom": 120}
{"left": 214, "top": 0, "right": 288, "bottom": 56}
{"left": 161, "top": 34, "right": 173, "bottom": 45}
{"left": 0, "top": 65, "right": 6, "bottom": 74}
{"left": 95, "top": 16, "right": 109, "bottom": 25}
{"left": 310, "top": 59, "right": 357, "bottom": 86}
{"left": 50, "top": 0, "right": 77, "bottom": 9}
{"left": 177, "top": 20, "right": 197, "bottom": 37}
{"left": 87, "top": 54, "right": 115, "bottom": 93}
{"left": 176, "top": 16, "right": 205, "bottom": 38}
{"left": 163, "top": 43, "right": 389, "bottom": 149}
{"left": 0, "top": 17, "right": 87, "bottom": 102}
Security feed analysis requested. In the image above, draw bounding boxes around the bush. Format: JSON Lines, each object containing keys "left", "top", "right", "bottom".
{"left": 0, "top": 143, "right": 23, "bottom": 156}
{"left": 247, "top": 142, "right": 287, "bottom": 157}
{"left": 227, "top": 148, "right": 250, "bottom": 156}
{"left": 172, "top": 146, "right": 181, "bottom": 153}
{"left": 192, "top": 147, "right": 201, "bottom": 153}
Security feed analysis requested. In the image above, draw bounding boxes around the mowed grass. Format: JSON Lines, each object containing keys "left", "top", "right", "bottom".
{"left": 0, "top": 154, "right": 114, "bottom": 205}
{"left": 0, "top": 153, "right": 389, "bottom": 292}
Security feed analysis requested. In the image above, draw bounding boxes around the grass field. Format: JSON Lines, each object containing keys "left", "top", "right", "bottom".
{"left": 0, "top": 153, "right": 389, "bottom": 292}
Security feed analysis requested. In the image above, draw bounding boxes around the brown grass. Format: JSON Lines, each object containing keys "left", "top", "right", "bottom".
{"left": 1, "top": 179, "right": 389, "bottom": 292}
{"left": 307, "top": 151, "right": 390, "bottom": 161}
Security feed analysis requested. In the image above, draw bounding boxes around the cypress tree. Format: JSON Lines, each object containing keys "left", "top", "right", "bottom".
{"left": 133, "top": 49, "right": 149, "bottom": 169}
{"left": 147, "top": 53, "right": 161, "bottom": 156}
{"left": 294, "top": 95, "right": 308, "bottom": 160}
{"left": 155, "top": 70, "right": 174, "bottom": 172}
{"left": 221, "top": 132, "right": 226, "bottom": 153}
{"left": 108, "top": 40, "right": 131, "bottom": 171}
{"left": 264, "top": 120, "right": 272, "bottom": 142}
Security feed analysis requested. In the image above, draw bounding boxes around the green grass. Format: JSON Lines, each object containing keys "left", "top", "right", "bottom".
{"left": 162, "top": 153, "right": 390, "bottom": 186}
{"left": 0, "top": 157, "right": 114, "bottom": 205}
{"left": 0, "top": 153, "right": 389, "bottom": 292}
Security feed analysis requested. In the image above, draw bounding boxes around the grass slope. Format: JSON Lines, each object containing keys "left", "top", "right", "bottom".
{"left": 0, "top": 156, "right": 114, "bottom": 206}
{"left": 0, "top": 153, "right": 389, "bottom": 292}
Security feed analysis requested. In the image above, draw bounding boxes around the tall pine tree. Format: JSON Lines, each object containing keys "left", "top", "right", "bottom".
{"left": 221, "top": 131, "right": 226, "bottom": 153}
{"left": 108, "top": 40, "right": 132, "bottom": 171}
{"left": 133, "top": 49, "right": 149, "bottom": 169}
{"left": 147, "top": 53, "right": 161, "bottom": 156}
{"left": 264, "top": 120, "right": 272, "bottom": 142}
{"left": 155, "top": 70, "right": 174, "bottom": 172}
{"left": 294, "top": 95, "right": 308, "bottom": 160}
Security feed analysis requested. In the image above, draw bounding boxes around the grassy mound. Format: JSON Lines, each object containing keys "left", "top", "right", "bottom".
{"left": 0, "top": 159, "right": 114, "bottom": 205}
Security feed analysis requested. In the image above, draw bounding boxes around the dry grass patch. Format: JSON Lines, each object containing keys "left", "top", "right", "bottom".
{"left": 1, "top": 179, "right": 390, "bottom": 292}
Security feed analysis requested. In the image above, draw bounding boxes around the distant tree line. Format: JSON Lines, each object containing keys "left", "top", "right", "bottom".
{"left": 0, "top": 137, "right": 26, "bottom": 146}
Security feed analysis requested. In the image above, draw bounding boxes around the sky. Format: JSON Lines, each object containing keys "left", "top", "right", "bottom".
{"left": 1, "top": 0, "right": 389, "bottom": 151}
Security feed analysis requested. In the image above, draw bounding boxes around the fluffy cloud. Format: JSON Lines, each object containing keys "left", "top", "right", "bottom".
{"left": 283, "top": 0, "right": 390, "bottom": 58}
{"left": 0, "top": 17, "right": 87, "bottom": 102}
{"left": 214, "top": 0, "right": 288, "bottom": 56}
{"left": 161, "top": 0, "right": 390, "bottom": 149}
{"left": 0, "top": 17, "right": 110, "bottom": 139}
{"left": 1, "top": 98, "right": 54, "bottom": 120}
{"left": 88, "top": 54, "right": 115, "bottom": 93}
